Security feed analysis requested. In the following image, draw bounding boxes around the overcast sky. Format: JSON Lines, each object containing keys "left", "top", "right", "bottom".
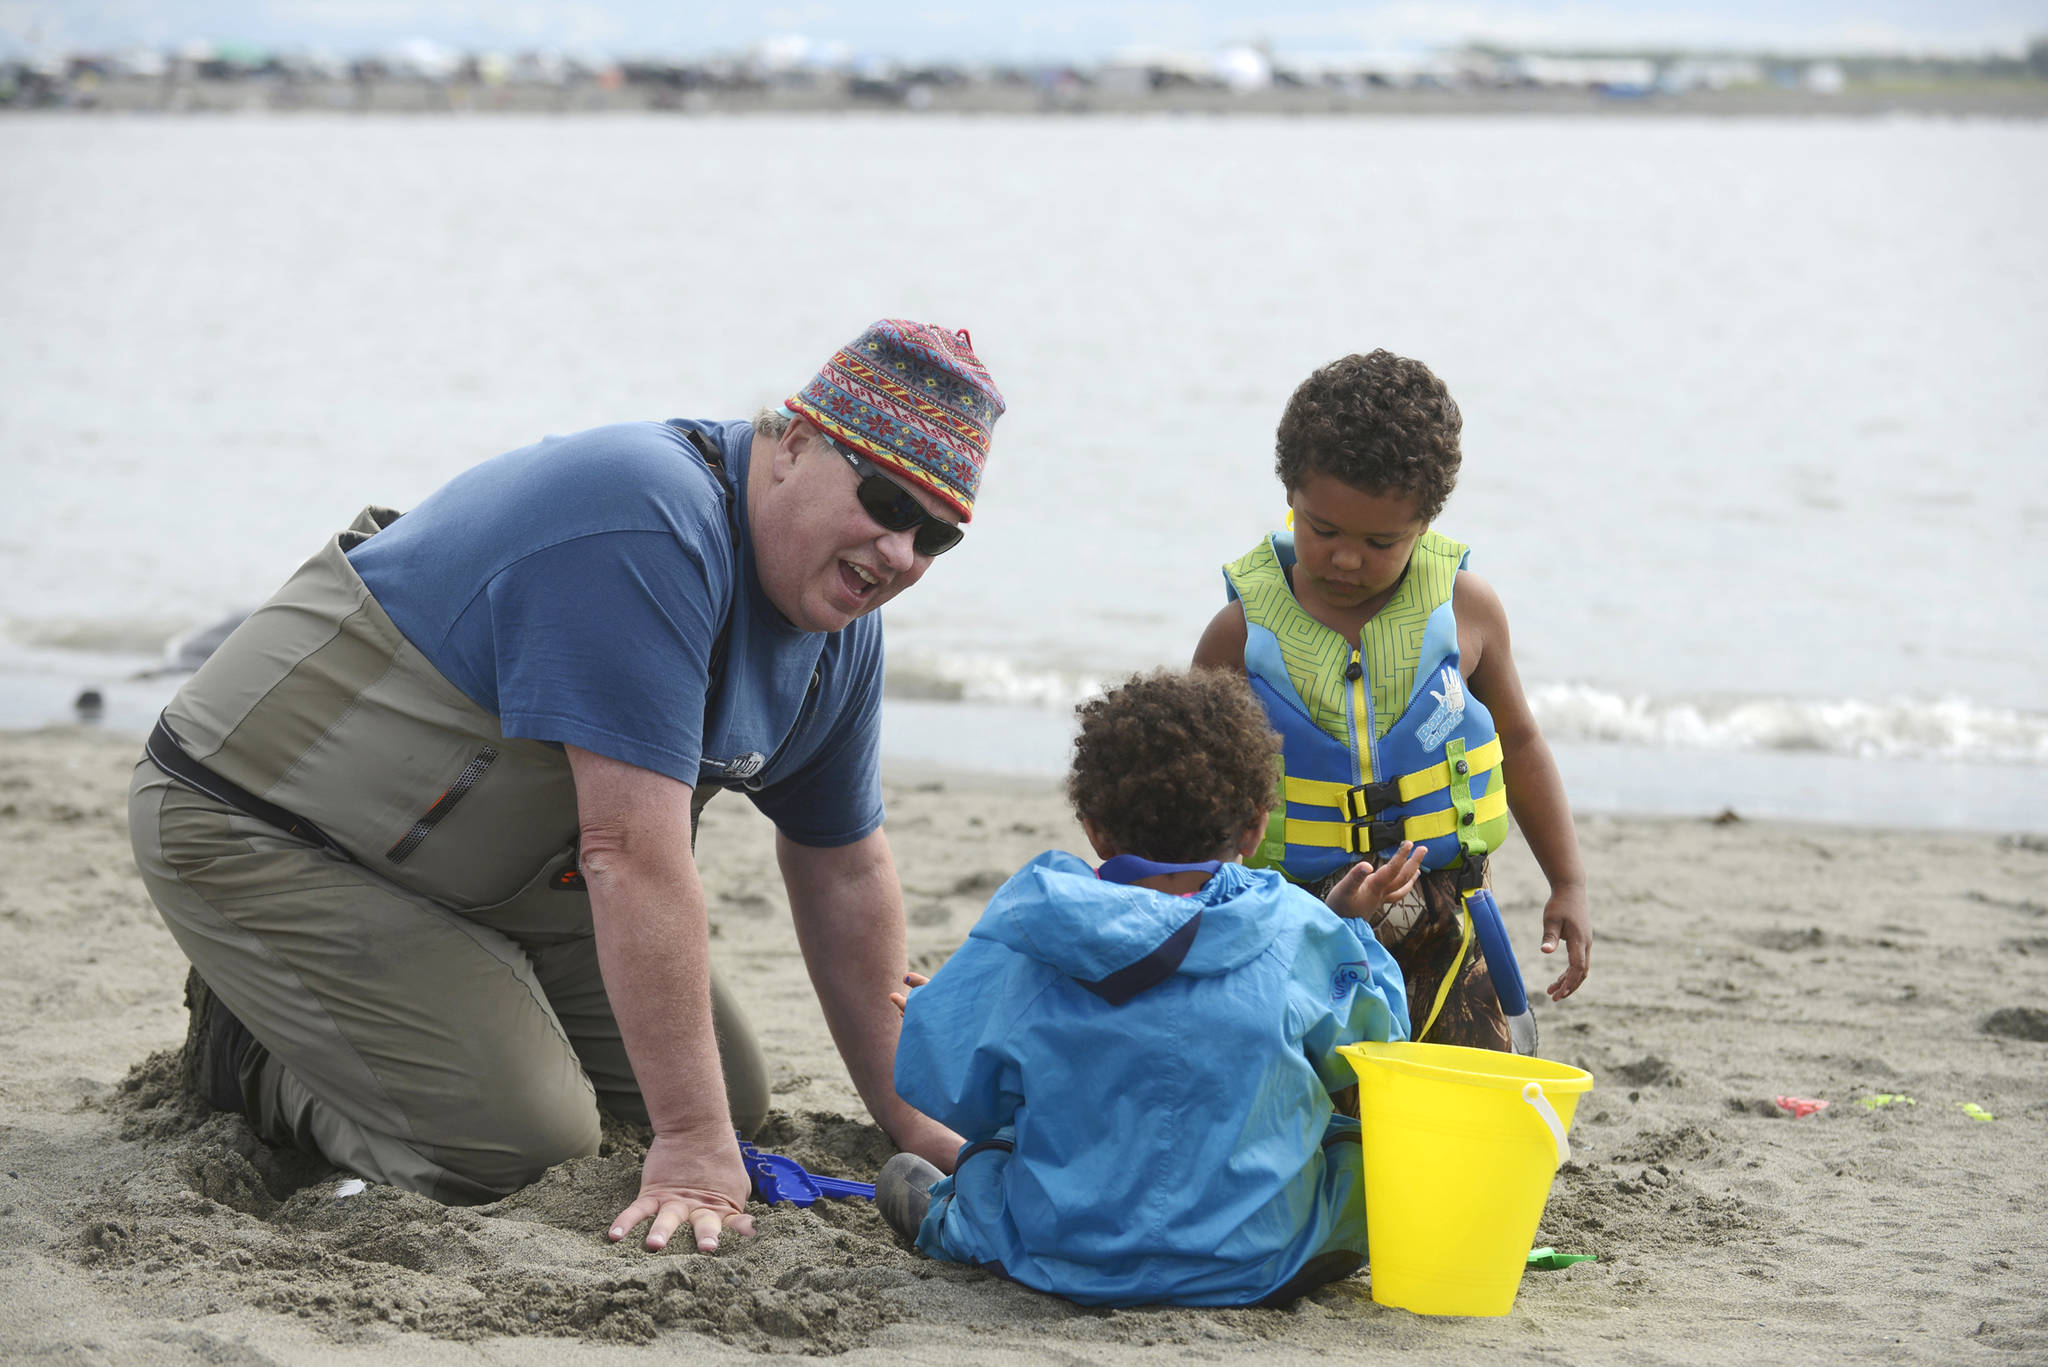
{"left": 5, "top": 0, "right": 2045, "bottom": 61}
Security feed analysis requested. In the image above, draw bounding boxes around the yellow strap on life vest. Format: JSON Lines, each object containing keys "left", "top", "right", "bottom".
{"left": 1415, "top": 734, "right": 1503, "bottom": 805}
{"left": 1284, "top": 782, "right": 1508, "bottom": 853}
{"left": 1349, "top": 646, "right": 1373, "bottom": 784}
{"left": 1281, "top": 736, "right": 1503, "bottom": 814}
{"left": 1414, "top": 897, "right": 1474, "bottom": 1042}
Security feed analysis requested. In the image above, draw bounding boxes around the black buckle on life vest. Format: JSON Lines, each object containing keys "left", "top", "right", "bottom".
{"left": 1346, "top": 819, "right": 1406, "bottom": 855}
{"left": 1456, "top": 855, "right": 1490, "bottom": 893}
{"left": 1340, "top": 779, "right": 1401, "bottom": 822}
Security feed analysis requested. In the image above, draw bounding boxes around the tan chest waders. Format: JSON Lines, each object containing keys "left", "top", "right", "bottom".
{"left": 130, "top": 494, "right": 767, "bottom": 1203}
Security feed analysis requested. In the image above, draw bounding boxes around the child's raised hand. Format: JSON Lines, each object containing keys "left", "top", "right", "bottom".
{"left": 1325, "top": 842, "right": 1426, "bottom": 921}
{"left": 887, "top": 971, "right": 930, "bottom": 1018}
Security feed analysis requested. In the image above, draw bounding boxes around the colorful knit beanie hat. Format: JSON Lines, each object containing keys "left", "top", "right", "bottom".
{"left": 786, "top": 320, "right": 1005, "bottom": 522}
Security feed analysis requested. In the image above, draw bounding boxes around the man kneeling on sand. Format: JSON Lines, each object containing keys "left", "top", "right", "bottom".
{"left": 129, "top": 320, "right": 1002, "bottom": 1254}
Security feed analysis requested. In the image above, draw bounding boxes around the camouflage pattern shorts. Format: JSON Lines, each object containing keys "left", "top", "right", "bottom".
{"left": 1305, "top": 861, "right": 1510, "bottom": 1053}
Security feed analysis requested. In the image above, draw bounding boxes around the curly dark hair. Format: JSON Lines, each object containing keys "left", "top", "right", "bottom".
{"left": 1274, "top": 350, "right": 1463, "bottom": 523}
{"left": 1066, "top": 669, "right": 1279, "bottom": 864}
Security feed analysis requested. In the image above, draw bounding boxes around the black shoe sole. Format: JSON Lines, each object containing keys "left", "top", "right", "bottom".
{"left": 181, "top": 967, "right": 255, "bottom": 1115}
{"left": 877, "top": 1152, "right": 941, "bottom": 1241}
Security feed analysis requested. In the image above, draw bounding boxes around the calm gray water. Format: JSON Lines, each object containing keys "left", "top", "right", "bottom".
{"left": 3, "top": 113, "right": 2044, "bottom": 827}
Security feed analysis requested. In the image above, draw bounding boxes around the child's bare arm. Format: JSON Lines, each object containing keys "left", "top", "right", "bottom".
{"left": 1192, "top": 602, "right": 1249, "bottom": 671}
{"left": 1457, "top": 572, "right": 1592, "bottom": 1001}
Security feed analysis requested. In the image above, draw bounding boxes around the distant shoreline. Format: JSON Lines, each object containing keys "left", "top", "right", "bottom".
{"left": 11, "top": 75, "right": 2048, "bottom": 118}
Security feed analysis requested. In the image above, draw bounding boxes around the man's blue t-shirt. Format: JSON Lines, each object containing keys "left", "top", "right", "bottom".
{"left": 347, "top": 419, "right": 885, "bottom": 848}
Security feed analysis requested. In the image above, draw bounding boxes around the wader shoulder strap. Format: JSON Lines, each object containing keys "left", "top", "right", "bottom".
{"left": 674, "top": 423, "right": 739, "bottom": 696}
{"left": 670, "top": 422, "right": 751, "bottom": 825}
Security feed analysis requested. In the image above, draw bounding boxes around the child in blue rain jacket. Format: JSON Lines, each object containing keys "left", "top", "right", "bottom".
{"left": 886, "top": 668, "right": 1417, "bottom": 1308}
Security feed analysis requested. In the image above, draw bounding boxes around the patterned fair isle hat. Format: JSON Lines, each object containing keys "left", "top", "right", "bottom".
{"left": 787, "top": 320, "right": 1005, "bottom": 522}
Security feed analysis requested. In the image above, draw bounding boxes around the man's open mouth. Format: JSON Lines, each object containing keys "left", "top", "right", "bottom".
{"left": 841, "top": 561, "right": 881, "bottom": 597}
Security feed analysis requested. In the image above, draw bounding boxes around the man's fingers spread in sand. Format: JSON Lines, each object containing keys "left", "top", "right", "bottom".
{"left": 647, "top": 1201, "right": 687, "bottom": 1251}
{"left": 607, "top": 1197, "right": 653, "bottom": 1246}
{"left": 608, "top": 1196, "right": 756, "bottom": 1253}
{"left": 606, "top": 1194, "right": 671, "bottom": 1248}
{"left": 689, "top": 1205, "right": 757, "bottom": 1252}
{"left": 613, "top": 1133, "right": 755, "bottom": 1251}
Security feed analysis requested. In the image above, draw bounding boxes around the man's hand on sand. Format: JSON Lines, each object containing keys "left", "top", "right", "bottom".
{"left": 1323, "top": 842, "right": 1426, "bottom": 922}
{"left": 1540, "top": 884, "right": 1592, "bottom": 1001}
{"left": 608, "top": 1132, "right": 756, "bottom": 1253}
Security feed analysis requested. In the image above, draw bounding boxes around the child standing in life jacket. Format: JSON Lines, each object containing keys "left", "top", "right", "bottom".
{"left": 881, "top": 669, "right": 1417, "bottom": 1307}
{"left": 1193, "top": 350, "right": 1592, "bottom": 1054}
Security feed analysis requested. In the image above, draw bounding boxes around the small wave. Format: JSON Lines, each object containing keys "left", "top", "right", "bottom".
{"left": 885, "top": 657, "right": 2046, "bottom": 767}
{"left": 885, "top": 652, "right": 1106, "bottom": 710}
{"left": 1528, "top": 683, "right": 2048, "bottom": 766}
{"left": 4, "top": 616, "right": 188, "bottom": 656}
{"left": 5, "top": 611, "right": 252, "bottom": 673}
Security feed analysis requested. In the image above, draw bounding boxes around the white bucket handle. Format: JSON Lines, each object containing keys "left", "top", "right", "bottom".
{"left": 1521, "top": 1081, "right": 1571, "bottom": 1166}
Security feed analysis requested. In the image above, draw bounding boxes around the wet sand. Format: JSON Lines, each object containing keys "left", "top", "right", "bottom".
{"left": 2, "top": 724, "right": 2044, "bottom": 1364}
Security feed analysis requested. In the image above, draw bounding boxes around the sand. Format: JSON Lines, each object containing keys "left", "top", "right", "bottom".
{"left": 2, "top": 723, "right": 2044, "bottom": 1365}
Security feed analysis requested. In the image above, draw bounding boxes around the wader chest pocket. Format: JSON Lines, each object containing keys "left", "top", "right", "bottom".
{"left": 386, "top": 747, "right": 499, "bottom": 865}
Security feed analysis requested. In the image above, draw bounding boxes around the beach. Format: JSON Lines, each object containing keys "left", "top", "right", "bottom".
{"left": 3, "top": 723, "right": 2043, "bottom": 1365}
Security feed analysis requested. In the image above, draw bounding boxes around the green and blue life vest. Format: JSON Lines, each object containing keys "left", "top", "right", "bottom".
{"left": 1222, "top": 529, "right": 1510, "bottom": 884}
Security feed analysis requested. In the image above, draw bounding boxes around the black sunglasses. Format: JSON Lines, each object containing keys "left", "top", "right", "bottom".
{"left": 828, "top": 438, "right": 965, "bottom": 557}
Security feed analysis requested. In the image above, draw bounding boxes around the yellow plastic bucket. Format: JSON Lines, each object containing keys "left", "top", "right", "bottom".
{"left": 1337, "top": 1041, "right": 1594, "bottom": 1317}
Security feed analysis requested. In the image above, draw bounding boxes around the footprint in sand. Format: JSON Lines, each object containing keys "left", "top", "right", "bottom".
{"left": 1980, "top": 1006, "right": 2048, "bottom": 1041}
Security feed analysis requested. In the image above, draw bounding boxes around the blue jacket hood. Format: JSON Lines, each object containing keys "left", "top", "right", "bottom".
{"left": 969, "top": 852, "right": 1293, "bottom": 1000}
